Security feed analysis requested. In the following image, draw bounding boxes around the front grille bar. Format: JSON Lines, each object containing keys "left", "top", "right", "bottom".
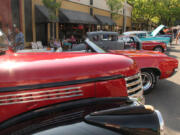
{"left": 125, "top": 73, "right": 143, "bottom": 95}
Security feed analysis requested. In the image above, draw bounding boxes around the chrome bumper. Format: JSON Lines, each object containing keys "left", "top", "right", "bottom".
{"left": 125, "top": 73, "right": 145, "bottom": 104}
{"left": 128, "top": 88, "right": 145, "bottom": 104}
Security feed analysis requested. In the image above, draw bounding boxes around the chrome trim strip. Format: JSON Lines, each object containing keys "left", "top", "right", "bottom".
{"left": 126, "top": 79, "right": 141, "bottom": 87}
{"left": 0, "top": 94, "right": 83, "bottom": 106}
{"left": 128, "top": 89, "right": 145, "bottom": 104}
{"left": 125, "top": 73, "right": 140, "bottom": 81}
{"left": 0, "top": 87, "right": 81, "bottom": 98}
{"left": 127, "top": 85, "right": 142, "bottom": 93}
{"left": 0, "top": 90, "right": 82, "bottom": 102}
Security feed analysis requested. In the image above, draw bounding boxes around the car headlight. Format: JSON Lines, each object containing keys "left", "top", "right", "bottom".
{"left": 155, "top": 110, "right": 165, "bottom": 135}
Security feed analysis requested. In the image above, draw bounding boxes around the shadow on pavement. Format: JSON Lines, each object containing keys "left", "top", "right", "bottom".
{"left": 145, "top": 79, "right": 180, "bottom": 133}
{"left": 165, "top": 51, "right": 178, "bottom": 58}
{"left": 165, "top": 47, "right": 179, "bottom": 58}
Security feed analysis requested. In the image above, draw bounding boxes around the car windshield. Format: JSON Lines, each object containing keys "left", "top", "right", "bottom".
{"left": 63, "top": 38, "right": 107, "bottom": 53}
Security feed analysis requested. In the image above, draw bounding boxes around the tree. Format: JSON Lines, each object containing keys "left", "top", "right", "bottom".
{"left": 107, "top": 0, "right": 126, "bottom": 31}
{"left": 42, "top": 0, "right": 61, "bottom": 40}
{"left": 106, "top": 0, "right": 124, "bottom": 17}
{"left": 127, "top": 0, "right": 180, "bottom": 26}
{"left": 155, "top": 0, "right": 180, "bottom": 26}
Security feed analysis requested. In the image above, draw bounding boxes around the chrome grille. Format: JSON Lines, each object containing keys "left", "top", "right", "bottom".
{"left": 125, "top": 73, "right": 143, "bottom": 95}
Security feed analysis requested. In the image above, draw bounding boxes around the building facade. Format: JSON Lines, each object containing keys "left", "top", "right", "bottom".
{"left": 0, "top": 0, "right": 133, "bottom": 46}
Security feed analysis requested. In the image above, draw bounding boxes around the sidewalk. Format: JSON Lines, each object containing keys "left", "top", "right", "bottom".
{"left": 171, "top": 40, "right": 180, "bottom": 46}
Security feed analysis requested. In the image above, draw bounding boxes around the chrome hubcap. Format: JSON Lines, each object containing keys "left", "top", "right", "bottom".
{"left": 154, "top": 47, "right": 162, "bottom": 52}
{"left": 141, "top": 72, "right": 153, "bottom": 91}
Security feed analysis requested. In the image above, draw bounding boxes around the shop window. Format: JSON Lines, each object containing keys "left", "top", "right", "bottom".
{"left": 90, "top": 8, "right": 93, "bottom": 16}
{"left": 24, "top": 0, "right": 33, "bottom": 42}
{"left": 90, "top": 0, "right": 93, "bottom": 5}
{"left": 11, "top": 0, "right": 20, "bottom": 28}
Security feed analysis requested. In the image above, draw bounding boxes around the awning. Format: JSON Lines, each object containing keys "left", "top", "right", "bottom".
{"left": 35, "top": 5, "right": 58, "bottom": 23}
{"left": 59, "top": 9, "right": 98, "bottom": 24}
{"left": 95, "top": 15, "right": 116, "bottom": 26}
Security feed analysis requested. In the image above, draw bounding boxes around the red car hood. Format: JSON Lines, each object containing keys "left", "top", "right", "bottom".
{"left": 0, "top": 52, "right": 138, "bottom": 88}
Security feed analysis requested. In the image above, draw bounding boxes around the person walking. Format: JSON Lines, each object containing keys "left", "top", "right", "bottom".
{"left": 176, "top": 29, "right": 180, "bottom": 44}
{"left": 14, "top": 28, "right": 24, "bottom": 51}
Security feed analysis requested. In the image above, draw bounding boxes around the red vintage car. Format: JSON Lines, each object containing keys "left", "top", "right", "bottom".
{"left": 73, "top": 32, "right": 178, "bottom": 94}
{"left": 119, "top": 35, "right": 167, "bottom": 52}
{"left": 0, "top": 30, "right": 145, "bottom": 124}
{"left": 110, "top": 49, "right": 178, "bottom": 93}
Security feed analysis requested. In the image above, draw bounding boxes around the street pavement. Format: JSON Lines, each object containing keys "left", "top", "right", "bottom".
{"left": 145, "top": 43, "right": 180, "bottom": 135}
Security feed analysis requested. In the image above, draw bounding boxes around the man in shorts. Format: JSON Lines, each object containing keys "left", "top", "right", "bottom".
{"left": 14, "top": 28, "right": 24, "bottom": 51}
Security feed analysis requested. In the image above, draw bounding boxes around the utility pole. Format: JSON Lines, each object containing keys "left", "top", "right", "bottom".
{"left": 123, "top": 0, "right": 127, "bottom": 32}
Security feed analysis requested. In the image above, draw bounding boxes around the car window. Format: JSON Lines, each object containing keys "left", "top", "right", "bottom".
{"left": 136, "top": 33, "right": 147, "bottom": 38}
{"left": 119, "top": 37, "right": 133, "bottom": 43}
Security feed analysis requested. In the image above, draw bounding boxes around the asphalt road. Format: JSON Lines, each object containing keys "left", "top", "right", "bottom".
{"left": 145, "top": 44, "right": 180, "bottom": 135}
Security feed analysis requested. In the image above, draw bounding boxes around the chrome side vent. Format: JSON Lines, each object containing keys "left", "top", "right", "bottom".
{"left": 0, "top": 87, "right": 83, "bottom": 106}
{"left": 125, "top": 73, "right": 143, "bottom": 95}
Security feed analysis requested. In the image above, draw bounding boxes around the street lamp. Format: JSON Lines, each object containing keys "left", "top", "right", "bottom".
{"left": 123, "top": 0, "right": 127, "bottom": 32}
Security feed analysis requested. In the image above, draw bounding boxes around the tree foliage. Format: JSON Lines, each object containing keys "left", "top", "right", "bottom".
{"left": 107, "top": 0, "right": 180, "bottom": 26}
{"left": 128, "top": 0, "right": 180, "bottom": 26}
{"left": 42, "top": 0, "right": 61, "bottom": 22}
{"left": 106, "top": 0, "right": 124, "bottom": 17}
{"left": 42, "top": 0, "right": 61, "bottom": 40}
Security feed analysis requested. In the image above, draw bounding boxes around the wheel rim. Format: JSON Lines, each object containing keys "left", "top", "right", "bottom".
{"left": 154, "top": 47, "right": 163, "bottom": 52}
{"left": 141, "top": 72, "right": 153, "bottom": 92}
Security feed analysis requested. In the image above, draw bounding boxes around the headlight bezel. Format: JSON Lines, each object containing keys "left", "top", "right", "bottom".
{"left": 155, "top": 110, "right": 165, "bottom": 135}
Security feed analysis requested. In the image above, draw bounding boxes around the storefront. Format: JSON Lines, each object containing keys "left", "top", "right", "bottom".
{"left": 20, "top": 0, "right": 132, "bottom": 46}
{"left": 58, "top": 8, "right": 97, "bottom": 42}
{"left": 35, "top": 5, "right": 56, "bottom": 45}
{"left": 0, "top": 0, "right": 15, "bottom": 34}
{"left": 94, "top": 14, "right": 116, "bottom": 31}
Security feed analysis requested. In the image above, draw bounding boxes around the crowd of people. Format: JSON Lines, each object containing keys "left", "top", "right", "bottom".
{"left": 4, "top": 24, "right": 180, "bottom": 53}
{"left": 6, "top": 26, "right": 79, "bottom": 52}
{"left": 49, "top": 35, "right": 77, "bottom": 51}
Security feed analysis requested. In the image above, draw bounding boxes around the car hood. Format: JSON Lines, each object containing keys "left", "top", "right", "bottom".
{"left": 151, "top": 25, "right": 165, "bottom": 37}
{"left": 109, "top": 50, "right": 167, "bottom": 57}
{"left": 0, "top": 52, "right": 138, "bottom": 88}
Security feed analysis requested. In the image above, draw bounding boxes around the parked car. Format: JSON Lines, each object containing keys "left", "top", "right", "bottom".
{"left": 0, "top": 97, "right": 164, "bottom": 135}
{"left": 123, "top": 25, "right": 172, "bottom": 45}
{"left": 0, "top": 30, "right": 144, "bottom": 124}
{"left": 119, "top": 35, "right": 167, "bottom": 53}
{"left": 72, "top": 31, "right": 178, "bottom": 94}
{"left": 150, "top": 25, "right": 173, "bottom": 42}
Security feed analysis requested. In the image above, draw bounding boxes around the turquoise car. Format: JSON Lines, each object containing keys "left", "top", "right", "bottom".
{"left": 123, "top": 25, "right": 171, "bottom": 45}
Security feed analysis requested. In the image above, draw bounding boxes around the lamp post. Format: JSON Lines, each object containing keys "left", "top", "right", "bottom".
{"left": 123, "top": 0, "right": 127, "bottom": 32}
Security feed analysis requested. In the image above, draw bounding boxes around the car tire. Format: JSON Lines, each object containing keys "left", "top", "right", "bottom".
{"left": 141, "top": 70, "right": 157, "bottom": 95}
{"left": 154, "top": 46, "right": 163, "bottom": 53}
